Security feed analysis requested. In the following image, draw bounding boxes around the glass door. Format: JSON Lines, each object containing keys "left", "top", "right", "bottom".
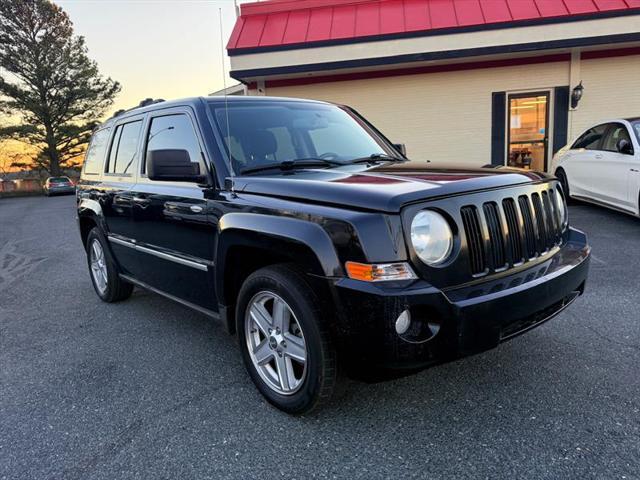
{"left": 507, "top": 92, "right": 550, "bottom": 171}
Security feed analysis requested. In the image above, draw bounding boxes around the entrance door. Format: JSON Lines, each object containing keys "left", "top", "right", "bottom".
{"left": 507, "top": 92, "right": 550, "bottom": 172}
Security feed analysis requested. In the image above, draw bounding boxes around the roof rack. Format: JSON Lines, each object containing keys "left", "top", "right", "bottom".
{"left": 111, "top": 98, "right": 166, "bottom": 118}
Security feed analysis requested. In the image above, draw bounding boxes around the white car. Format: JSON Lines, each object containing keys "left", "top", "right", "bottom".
{"left": 551, "top": 118, "right": 640, "bottom": 216}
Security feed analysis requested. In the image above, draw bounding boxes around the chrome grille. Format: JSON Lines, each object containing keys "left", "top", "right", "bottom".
{"left": 462, "top": 188, "right": 564, "bottom": 276}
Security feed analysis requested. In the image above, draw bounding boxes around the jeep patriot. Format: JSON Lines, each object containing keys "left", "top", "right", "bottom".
{"left": 77, "top": 96, "right": 590, "bottom": 413}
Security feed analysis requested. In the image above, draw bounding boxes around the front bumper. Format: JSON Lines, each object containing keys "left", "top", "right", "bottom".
{"left": 330, "top": 227, "right": 590, "bottom": 371}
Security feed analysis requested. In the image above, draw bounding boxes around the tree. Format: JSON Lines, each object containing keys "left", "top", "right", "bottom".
{"left": 0, "top": 0, "right": 120, "bottom": 176}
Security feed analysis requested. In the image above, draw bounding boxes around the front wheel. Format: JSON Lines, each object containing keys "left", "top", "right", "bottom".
{"left": 236, "top": 265, "right": 337, "bottom": 414}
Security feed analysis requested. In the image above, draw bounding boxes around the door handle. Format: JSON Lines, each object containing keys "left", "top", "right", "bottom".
{"left": 132, "top": 196, "right": 151, "bottom": 208}
{"left": 631, "top": 168, "right": 639, "bottom": 172}
{"left": 595, "top": 154, "right": 603, "bottom": 159}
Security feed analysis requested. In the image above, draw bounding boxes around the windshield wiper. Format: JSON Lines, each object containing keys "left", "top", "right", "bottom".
{"left": 349, "top": 153, "right": 406, "bottom": 164}
{"left": 240, "top": 158, "right": 343, "bottom": 175}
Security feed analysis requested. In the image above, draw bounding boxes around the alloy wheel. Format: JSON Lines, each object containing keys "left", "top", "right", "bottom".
{"left": 245, "top": 291, "right": 307, "bottom": 395}
{"left": 89, "top": 239, "right": 108, "bottom": 295}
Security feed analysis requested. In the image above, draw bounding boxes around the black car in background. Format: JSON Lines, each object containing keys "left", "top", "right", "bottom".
{"left": 76, "top": 96, "right": 590, "bottom": 414}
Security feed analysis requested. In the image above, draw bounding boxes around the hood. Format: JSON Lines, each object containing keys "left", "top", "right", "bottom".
{"left": 231, "top": 164, "right": 553, "bottom": 213}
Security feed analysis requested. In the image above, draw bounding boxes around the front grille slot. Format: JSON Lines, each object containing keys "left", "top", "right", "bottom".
{"left": 518, "top": 195, "right": 537, "bottom": 259}
{"left": 542, "top": 190, "right": 559, "bottom": 246}
{"left": 461, "top": 206, "right": 486, "bottom": 275}
{"left": 531, "top": 193, "right": 548, "bottom": 253}
{"left": 548, "top": 189, "right": 562, "bottom": 244}
{"left": 483, "top": 202, "right": 506, "bottom": 270}
{"left": 502, "top": 198, "right": 523, "bottom": 264}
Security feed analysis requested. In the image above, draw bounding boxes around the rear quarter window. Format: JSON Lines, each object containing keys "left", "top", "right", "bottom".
{"left": 83, "top": 128, "right": 111, "bottom": 175}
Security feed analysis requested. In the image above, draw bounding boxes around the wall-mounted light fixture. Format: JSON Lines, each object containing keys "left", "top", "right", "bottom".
{"left": 571, "top": 81, "right": 584, "bottom": 109}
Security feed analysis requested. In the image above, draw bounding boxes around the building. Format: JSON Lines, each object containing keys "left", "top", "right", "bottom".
{"left": 227, "top": 0, "right": 640, "bottom": 172}
{"left": 209, "top": 83, "right": 247, "bottom": 96}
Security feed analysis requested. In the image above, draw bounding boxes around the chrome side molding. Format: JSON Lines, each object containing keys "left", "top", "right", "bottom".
{"left": 108, "top": 235, "right": 209, "bottom": 272}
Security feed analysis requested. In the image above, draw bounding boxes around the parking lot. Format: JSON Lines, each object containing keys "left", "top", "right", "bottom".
{"left": 1, "top": 194, "right": 639, "bottom": 479}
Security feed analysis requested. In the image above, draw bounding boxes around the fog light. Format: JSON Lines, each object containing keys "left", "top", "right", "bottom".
{"left": 395, "top": 309, "right": 411, "bottom": 335}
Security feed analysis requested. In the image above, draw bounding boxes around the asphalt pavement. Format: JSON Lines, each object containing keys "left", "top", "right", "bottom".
{"left": 1, "top": 194, "right": 639, "bottom": 479}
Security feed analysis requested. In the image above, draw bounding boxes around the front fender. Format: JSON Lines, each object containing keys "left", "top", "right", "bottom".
{"left": 217, "top": 212, "right": 343, "bottom": 278}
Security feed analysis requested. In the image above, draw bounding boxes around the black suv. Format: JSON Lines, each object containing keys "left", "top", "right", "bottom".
{"left": 77, "top": 96, "right": 590, "bottom": 414}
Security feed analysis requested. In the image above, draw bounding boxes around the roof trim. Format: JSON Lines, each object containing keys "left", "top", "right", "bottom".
{"left": 252, "top": 46, "right": 640, "bottom": 88}
{"left": 259, "top": 53, "right": 572, "bottom": 88}
{"left": 230, "top": 32, "right": 640, "bottom": 81}
{"left": 228, "top": 4, "right": 640, "bottom": 56}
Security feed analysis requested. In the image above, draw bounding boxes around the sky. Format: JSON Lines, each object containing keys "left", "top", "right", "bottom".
{"left": 57, "top": 0, "right": 251, "bottom": 116}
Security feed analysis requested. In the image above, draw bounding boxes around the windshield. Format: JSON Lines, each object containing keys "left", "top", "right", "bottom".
{"left": 632, "top": 120, "right": 640, "bottom": 143}
{"left": 210, "top": 101, "right": 395, "bottom": 174}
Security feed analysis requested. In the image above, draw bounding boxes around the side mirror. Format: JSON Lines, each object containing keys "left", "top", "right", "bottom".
{"left": 147, "top": 149, "right": 206, "bottom": 182}
{"left": 393, "top": 143, "right": 407, "bottom": 157}
{"left": 616, "top": 138, "right": 634, "bottom": 155}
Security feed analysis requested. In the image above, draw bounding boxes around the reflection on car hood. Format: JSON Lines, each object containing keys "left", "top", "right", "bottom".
{"left": 231, "top": 164, "right": 553, "bottom": 213}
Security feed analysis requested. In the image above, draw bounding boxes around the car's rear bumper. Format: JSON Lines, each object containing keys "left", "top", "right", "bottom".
{"left": 46, "top": 186, "right": 75, "bottom": 194}
{"left": 330, "top": 227, "right": 590, "bottom": 371}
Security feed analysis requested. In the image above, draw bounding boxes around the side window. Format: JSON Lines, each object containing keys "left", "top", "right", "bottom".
{"left": 144, "top": 114, "right": 203, "bottom": 175}
{"left": 601, "top": 124, "right": 631, "bottom": 152}
{"left": 572, "top": 124, "right": 608, "bottom": 150}
{"left": 83, "top": 128, "right": 111, "bottom": 175}
{"left": 106, "top": 120, "right": 142, "bottom": 175}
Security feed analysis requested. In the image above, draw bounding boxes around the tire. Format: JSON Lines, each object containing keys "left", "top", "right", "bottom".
{"left": 236, "top": 264, "right": 337, "bottom": 414}
{"left": 86, "top": 227, "right": 133, "bottom": 302}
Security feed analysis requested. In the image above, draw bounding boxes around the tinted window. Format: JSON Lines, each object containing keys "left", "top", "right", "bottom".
{"left": 49, "top": 177, "right": 70, "bottom": 183}
{"left": 107, "top": 121, "right": 142, "bottom": 174}
{"left": 83, "top": 128, "right": 110, "bottom": 175}
{"left": 601, "top": 124, "right": 632, "bottom": 152}
{"left": 572, "top": 124, "right": 608, "bottom": 150}
{"left": 144, "top": 114, "right": 203, "bottom": 174}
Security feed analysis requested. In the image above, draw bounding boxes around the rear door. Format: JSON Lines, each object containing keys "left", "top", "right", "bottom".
{"left": 564, "top": 124, "right": 608, "bottom": 199}
{"left": 100, "top": 115, "right": 145, "bottom": 274}
{"left": 126, "top": 108, "right": 216, "bottom": 310}
{"left": 596, "top": 123, "right": 637, "bottom": 211}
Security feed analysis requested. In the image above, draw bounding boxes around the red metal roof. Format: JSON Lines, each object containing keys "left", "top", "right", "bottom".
{"left": 228, "top": 0, "right": 640, "bottom": 53}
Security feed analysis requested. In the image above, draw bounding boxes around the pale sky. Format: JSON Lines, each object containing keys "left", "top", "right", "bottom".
{"left": 57, "top": 0, "right": 251, "bottom": 116}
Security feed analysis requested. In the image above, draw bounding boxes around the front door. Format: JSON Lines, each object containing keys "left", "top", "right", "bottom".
{"left": 128, "top": 108, "right": 217, "bottom": 311}
{"left": 507, "top": 92, "right": 550, "bottom": 172}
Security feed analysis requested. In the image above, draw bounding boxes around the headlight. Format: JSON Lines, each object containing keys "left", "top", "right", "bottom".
{"left": 555, "top": 188, "right": 568, "bottom": 229}
{"left": 410, "top": 210, "right": 453, "bottom": 265}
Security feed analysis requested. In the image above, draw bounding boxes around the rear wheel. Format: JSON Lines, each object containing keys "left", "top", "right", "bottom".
{"left": 86, "top": 228, "right": 133, "bottom": 302}
{"left": 236, "top": 265, "right": 337, "bottom": 414}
